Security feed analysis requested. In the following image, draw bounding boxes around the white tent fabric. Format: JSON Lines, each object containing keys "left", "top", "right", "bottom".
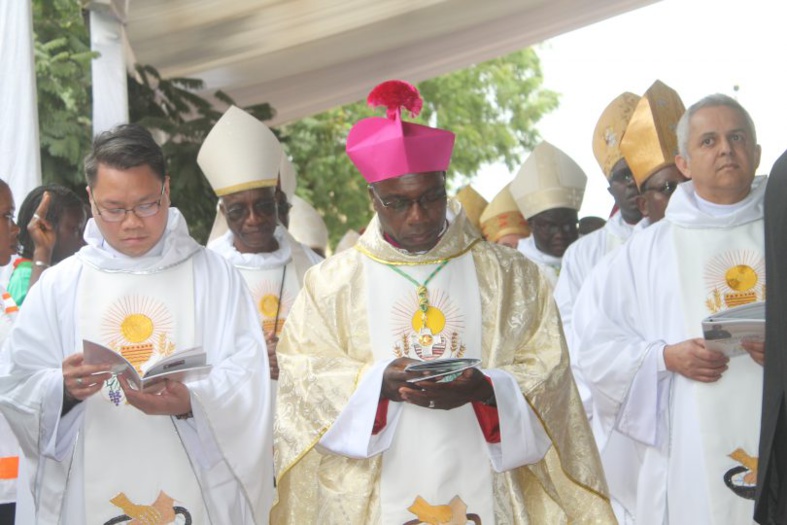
{"left": 90, "top": 6, "right": 130, "bottom": 136}
{"left": 0, "top": 0, "right": 41, "bottom": 209}
{"left": 123, "top": 0, "right": 660, "bottom": 126}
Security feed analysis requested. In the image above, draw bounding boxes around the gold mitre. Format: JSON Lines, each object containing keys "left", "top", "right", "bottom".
{"left": 620, "top": 80, "right": 686, "bottom": 189}
{"left": 479, "top": 184, "right": 530, "bottom": 242}
{"left": 289, "top": 195, "right": 329, "bottom": 253}
{"left": 592, "top": 92, "right": 641, "bottom": 178}
{"left": 454, "top": 185, "right": 488, "bottom": 231}
{"left": 510, "top": 141, "right": 587, "bottom": 220}
{"left": 279, "top": 153, "right": 297, "bottom": 201}
{"left": 198, "top": 105, "right": 282, "bottom": 197}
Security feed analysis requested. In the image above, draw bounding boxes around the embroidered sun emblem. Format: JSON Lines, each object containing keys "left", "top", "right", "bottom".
{"left": 120, "top": 313, "right": 154, "bottom": 343}
{"left": 102, "top": 295, "right": 173, "bottom": 350}
{"left": 391, "top": 289, "right": 465, "bottom": 360}
{"left": 249, "top": 278, "right": 292, "bottom": 336}
{"left": 100, "top": 295, "right": 177, "bottom": 406}
{"left": 704, "top": 250, "right": 765, "bottom": 313}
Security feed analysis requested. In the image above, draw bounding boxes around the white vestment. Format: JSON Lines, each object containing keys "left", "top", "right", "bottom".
{"left": 554, "top": 212, "right": 636, "bottom": 419}
{"left": 516, "top": 235, "right": 562, "bottom": 288}
{"left": 208, "top": 225, "right": 320, "bottom": 402}
{"left": 576, "top": 177, "right": 767, "bottom": 524}
{"left": 555, "top": 211, "right": 636, "bottom": 345}
{"left": 0, "top": 288, "right": 17, "bottom": 506}
{"left": 0, "top": 209, "right": 273, "bottom": 525}
{"left": 571, "top": 217, "right": 650, "bottom": 525}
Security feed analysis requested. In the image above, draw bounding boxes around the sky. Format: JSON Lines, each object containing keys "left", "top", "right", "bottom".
{"left": 469, "top": 0, "right": 787, "bottom": 218}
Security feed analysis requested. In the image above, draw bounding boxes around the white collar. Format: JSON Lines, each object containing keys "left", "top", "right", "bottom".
{"left": 665, "top": 175, "right": 766, "bottom": 229}
{"left": 78, "top": 208, "right": 201, "bottom": 273}
{"left": 208, "top": 225, "right": 292, "bottom": 269}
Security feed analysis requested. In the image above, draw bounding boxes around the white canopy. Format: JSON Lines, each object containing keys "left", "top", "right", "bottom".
{"left": 116, "top": 0, "right": 660, "bottom": 125}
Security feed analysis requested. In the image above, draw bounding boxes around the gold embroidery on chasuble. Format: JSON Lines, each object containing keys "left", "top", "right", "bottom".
{"left": 703, "top": 250, "right": 765, "bottom": 313}
{"left": 391, "top": 288, "right": 466, "bottom": 361}
{"left": 239, "top": 266, "right": 298, "bottom": 338}
{"left": 79, "top": 259, "right": 205, "bottom": 525}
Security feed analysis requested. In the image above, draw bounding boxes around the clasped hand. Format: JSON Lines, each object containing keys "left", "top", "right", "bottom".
{"left": 381, "top": 357, "right": 493, "bottom": 410}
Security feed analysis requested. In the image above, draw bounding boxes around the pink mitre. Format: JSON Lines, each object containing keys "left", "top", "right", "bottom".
{"left": 346, "top": 80, "right": 456, "bottom": 184}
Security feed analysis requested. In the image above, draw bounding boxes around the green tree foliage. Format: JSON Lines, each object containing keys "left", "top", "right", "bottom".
{"left": 32, "top": 1, "right": 274, "bottom": 243}
{"left": 33, "top": 0, "right": 95, "bottom": 193}
{"left": 279, "top": 48, "right": 559, "bottom": 248}
{"left": 128, "top": 65, "right": 275, "bottom": 242}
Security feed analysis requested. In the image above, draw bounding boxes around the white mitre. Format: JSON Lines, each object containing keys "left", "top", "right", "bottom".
{"left": 509, "top": 141, "right": 587, "bottom": 220}
{"left": 289, "top": 196, "right": 329, "bottom": 254}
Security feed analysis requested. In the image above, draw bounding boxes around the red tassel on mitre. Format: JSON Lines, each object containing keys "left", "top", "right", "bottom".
{"left": 367, "top": 80, "right": 423, "bottom": 120}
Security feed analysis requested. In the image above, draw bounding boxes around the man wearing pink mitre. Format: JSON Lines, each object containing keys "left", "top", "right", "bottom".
{"left": 271, "top": 80, "right": 614, "bottom": 524}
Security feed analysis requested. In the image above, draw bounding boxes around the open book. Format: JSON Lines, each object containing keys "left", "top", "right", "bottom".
{"left": 702, "top": 301, "right": 765, "bottom": 358}
{"left": 405, "top": 358, "right": 482, "bottom": 383}
{"left": 83, "top": 340, "right": 212, "bottom": 390}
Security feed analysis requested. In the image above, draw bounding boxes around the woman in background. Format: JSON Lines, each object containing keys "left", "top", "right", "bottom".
{"left": 7, "top": 184, "right": 87, "bottom": 305}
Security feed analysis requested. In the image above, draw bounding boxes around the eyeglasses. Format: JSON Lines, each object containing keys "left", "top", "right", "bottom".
{"left": 642, "top": 180, "right": 681, "bottom": 196}
{"left": 369, "top": 185, "right": 447, "bottom": 214}
{"left": 224, "top": 200, "right": 278, "bottom": 222}
{"left": 531, "top": 220, "right": 577, "bottom": 235}
{"left": 93, "top": 184, "right": 166, "bottom": 223}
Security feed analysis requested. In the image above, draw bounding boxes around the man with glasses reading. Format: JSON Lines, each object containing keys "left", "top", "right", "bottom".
{"left": 199, "top": 106, "right": 321, "bottom": 386}
{"left": 271, "top": 80, "right": 613, "bottom": 524}
{"left": 0, "top": 124, "right": 273, "bottom": 524}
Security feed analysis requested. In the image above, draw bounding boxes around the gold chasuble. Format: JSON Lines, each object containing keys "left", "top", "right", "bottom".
{"left": 272, "top": 202, "right": 614, "bottom": 524}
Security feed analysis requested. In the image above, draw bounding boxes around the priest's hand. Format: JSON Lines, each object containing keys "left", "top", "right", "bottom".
{"left": 399, "top": 368, "right": 494, "bottom": 410}
{"left": 119, "top": 376, "right": 192, "bottom": 417}
{"left": 381, "top": 358, "right": 423, "bottom": 402}
{"left": 664, "top": 338, "right": 729, "bottom": 382}
{"left": 266, "top": 331, "right": 279, "bottom": 380}
{"left": 62, "top": 353, "right": 112, "bottom": 402}
{"left": 741, "top": 338, "right": 765, "bottom": 366}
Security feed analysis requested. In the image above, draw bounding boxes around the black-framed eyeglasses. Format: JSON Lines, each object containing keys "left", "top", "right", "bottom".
{"left": 224, "top": 199, "right": 278, "bottom": 222}
{"left": 93, "top": 184, "right": 166, "bottom": 223}
{"left": 530, "top": 220, "right": 578, "bottom": 235}
{"left": 642, "top": 180, "right": 681, "bottom": 197}
{"left": 369, "top": 185, "right": 447, "bottom": 214}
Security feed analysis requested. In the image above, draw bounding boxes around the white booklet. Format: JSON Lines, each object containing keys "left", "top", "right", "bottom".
{"left": 83, "top": 340, "right": 212, "bottom": 390}
{"left": 701, "top": 301, "right": 765, "bottom": 358}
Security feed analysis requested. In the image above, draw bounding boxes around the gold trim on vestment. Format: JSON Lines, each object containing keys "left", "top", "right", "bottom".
{"left": 273, "top": 363, "right": 368, "bottom": 495}
{"left": 523, "top": 393, "right": 611, "bottom": 504}
{"left": 353, "top": 238, "right": 480, "bottom": 266}
{"left": 214, "top": 179, "right": 277, "bottom": 197}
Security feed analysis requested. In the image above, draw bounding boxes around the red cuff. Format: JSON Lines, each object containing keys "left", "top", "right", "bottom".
{"left": 373, "top": 382, "right": 500, "bottom": 444}
{"left": 372, "top": 398, "right": 390, "bottom": 435}
{"left": 472, "top": 377, "right": 500, "bottom": 443}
